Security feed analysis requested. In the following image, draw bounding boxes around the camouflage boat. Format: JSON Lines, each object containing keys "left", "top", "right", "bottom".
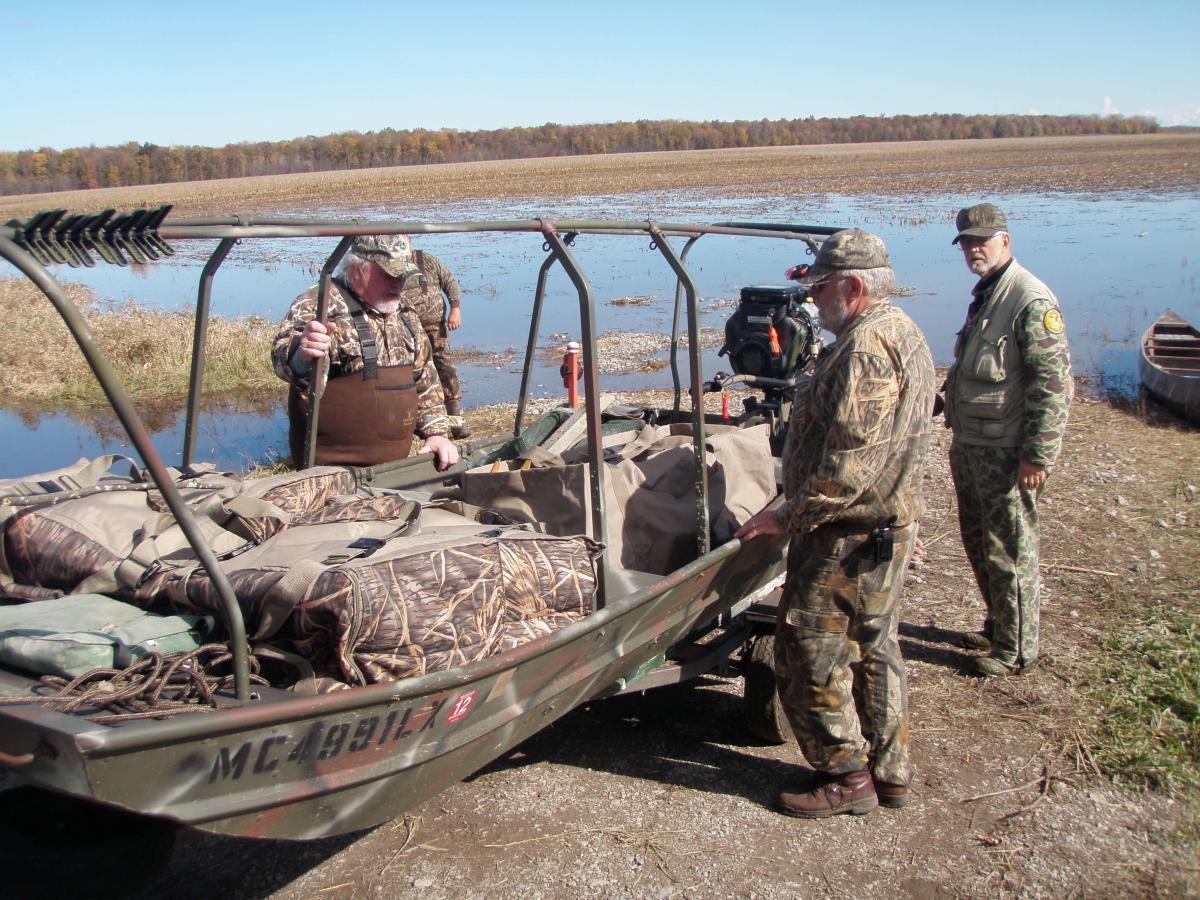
{"left": 0, "top": 212, "right": 834, "bottom": 845}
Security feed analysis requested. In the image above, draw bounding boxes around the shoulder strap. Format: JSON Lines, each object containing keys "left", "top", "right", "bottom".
{"left": 334, "top": 277, "right": 379, "bottom": 380}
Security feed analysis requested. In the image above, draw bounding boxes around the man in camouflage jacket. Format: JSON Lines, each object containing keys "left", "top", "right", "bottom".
{"left": 402, "top": 245, "right": 469, "bottom": 439}
{"left": 736, "top": 229, "right": 935, "bottom": 818}
{"left": 944, "top": 203, "right": 1072, "bottom": 678}
{"left": 272, "top": 234, "right": 459, "bottom": 470}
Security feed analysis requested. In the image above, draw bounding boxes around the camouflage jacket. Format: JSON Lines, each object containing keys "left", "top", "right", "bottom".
{"left": 945, "top": 259, "right": 1072, "bottom": 467}
{"left": 402, "top": 251, "right": 462, "bottom": 326}
{"left": 774, "top": 301, "right": 936, "bottom": 534}
{"left": 271, "top": 280, "right": 450, "bottom": 438}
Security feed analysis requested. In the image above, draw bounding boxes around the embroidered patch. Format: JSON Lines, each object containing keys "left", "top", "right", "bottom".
{"left": 1043, "top": 308, "right": 1065, "bottom": 334}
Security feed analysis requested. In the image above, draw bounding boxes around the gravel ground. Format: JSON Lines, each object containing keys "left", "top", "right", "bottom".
{"left": 84, "top": 390, "right": 1194, "bottom": 900}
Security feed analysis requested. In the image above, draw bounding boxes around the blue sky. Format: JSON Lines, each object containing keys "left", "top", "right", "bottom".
{"left": 3, "top": 0, "right": 1197, "bottom": 152}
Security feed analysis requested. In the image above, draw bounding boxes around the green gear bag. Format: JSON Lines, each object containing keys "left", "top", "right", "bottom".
{"left": 0, "top": 594, "right": 209, "bottom": 678}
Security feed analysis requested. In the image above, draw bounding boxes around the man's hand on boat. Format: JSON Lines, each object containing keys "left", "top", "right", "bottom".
{"left": 735, "top": 508, "right": 785, "bottom": 541}
{"left": 419, "top": 434, "right": 460, "bottom": 471}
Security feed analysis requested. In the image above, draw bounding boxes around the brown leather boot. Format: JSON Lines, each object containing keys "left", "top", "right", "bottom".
{"left": 777, "top": 770, "right": 878, "bottom": 818}
{"left": 873, "top": 779, "right": 909, "bottom": 809}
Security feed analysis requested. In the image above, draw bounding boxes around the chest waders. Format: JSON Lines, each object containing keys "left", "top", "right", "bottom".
{"left": 288, "top": 285, "right": 420, "bottom": 466}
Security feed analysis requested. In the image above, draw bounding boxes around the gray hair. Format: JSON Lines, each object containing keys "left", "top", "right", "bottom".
{"left": 336, "top": 253, "right": 372, "bottom": 280}
{"left": 842, "top": 266, "right": 895, "bottom": 300}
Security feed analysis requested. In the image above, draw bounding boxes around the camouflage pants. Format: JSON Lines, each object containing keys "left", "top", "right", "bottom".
{"left": 949, "top": 442, "right": 1041, "bottom": 668}
{"left": 775, "top": 524, "right": 915, "bottom": 786}
{"left": 410, "top": 298, "right": 461, "bottom": 406}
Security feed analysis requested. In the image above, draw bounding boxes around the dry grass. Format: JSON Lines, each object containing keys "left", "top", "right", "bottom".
{"left": 2, "top": 134, "right": 1198, "bottom": 221}
{"left": 0, "top": 277, "right": 278, "bottom": 408}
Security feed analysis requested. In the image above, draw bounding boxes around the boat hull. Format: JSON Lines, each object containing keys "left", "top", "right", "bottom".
{"left": 1, "top": 533, "right": 786, "bottom": 839}
{"left": 1139, "top": 310, "right": 1200, "bottom": 423}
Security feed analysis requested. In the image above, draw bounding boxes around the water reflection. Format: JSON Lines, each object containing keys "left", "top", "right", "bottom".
{"left": 3, "top": 189, "right": 1197, "bottom": 477}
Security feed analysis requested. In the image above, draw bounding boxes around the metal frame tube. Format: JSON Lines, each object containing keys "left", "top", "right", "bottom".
{"left": 514, "top": 232, "right": 577, "bottom": 436}
{"left": 182, "top": 237, "right": 237, "bottom": 469}
{"left": 649, "top": 226, "right": 710, "bottom": 558}
{"left": 303, "top": 237, "right": 354, "bottom": 469}
{"left": 0, "top": 236, "right": 253, "bottom": 700}
{"left": 669, "top": 233, "right": 705, "bottom": 416}
{"left": 539, "top": 226, "right": 608, "bottom": 609}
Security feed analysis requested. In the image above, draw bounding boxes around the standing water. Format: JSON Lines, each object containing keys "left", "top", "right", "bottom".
{"left": 2, "top": 189, "right": 1197, "bottom": 476}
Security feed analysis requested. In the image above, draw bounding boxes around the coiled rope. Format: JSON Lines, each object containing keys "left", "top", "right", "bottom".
{"left": 0, "top": 644, "right": 270, "bottom": 723}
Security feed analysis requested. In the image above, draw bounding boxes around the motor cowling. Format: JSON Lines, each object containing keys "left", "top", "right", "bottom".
{"left": 720, "top": 284, "right": 820, "bottom": 381}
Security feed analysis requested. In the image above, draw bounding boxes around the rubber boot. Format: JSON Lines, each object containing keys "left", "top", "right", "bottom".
{"left": 446, "top": 399, "right": 471, "bottom": 440}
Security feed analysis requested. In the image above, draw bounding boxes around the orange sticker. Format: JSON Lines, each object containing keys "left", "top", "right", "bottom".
{"left": 1043, "top": 309, "right": 1065, "bottom": 334}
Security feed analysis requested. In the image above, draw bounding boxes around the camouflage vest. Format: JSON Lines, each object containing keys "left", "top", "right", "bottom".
{"left": 946, "top": 261, "right": 1059, "bottom": 446}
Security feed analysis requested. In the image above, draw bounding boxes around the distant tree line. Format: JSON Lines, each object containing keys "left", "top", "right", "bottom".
{"left": 0, "top": 113, "right": 1159, "bottom": 196}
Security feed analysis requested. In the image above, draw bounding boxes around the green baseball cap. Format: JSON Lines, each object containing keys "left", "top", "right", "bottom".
{"left": 952, "top": 203, "right": 1008, "bottom": 245}
{"left": 797, "top": 228, "right": 890, "bottom": 284}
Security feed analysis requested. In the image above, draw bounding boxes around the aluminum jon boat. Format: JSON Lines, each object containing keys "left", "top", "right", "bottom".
{"left": 0, "top": 211, "right": 836, "bottom": 851}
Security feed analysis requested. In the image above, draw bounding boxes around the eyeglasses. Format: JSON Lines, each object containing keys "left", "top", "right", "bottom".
{"left": 807, "top": 275, "right": 841, "bottom": 292}
{"left": 957, "top": 232, "right": 1006, "bottom": 248}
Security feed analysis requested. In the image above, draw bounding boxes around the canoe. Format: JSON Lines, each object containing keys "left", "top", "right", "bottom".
{"left": 1139, "top": 309, "right": 1200, "bottom": 423}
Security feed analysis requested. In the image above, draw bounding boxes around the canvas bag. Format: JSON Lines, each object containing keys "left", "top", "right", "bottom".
{"left": 1, "top": 459, "right": 360, "bottom": 598}
{"left": 0, "top": 594, "right": 208, "bottom": 678}
{"left": 142, "top": 502, "right": 601, "bottom": 687}
{"left": 455, "top": 422, "right": 776, "bottom": 575}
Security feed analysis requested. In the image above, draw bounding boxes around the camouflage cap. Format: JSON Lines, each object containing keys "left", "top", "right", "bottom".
{"left": 952, "top": 203, "right": 1008, "bottom": 245}
{"left": 351, "top": 234, "right": 419, "bottom": 278}
{"left": 797, "top": 228, "right": 891, "bottom": 284}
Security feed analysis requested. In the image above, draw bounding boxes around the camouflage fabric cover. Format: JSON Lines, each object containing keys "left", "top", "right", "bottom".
{"left": 795, "top": 228, "right": 890, "bottom": 283}
{"left": 144, "top": 505, "right": 600, "bottom": 687}
{"left": 271, "top": 280, "right": 450, "bottom": 439}
{"left": 2, "top": 465, "right": 358, "bottom": 595}
{"left": 2, "top": 460, "right": 600, "bottom": 689}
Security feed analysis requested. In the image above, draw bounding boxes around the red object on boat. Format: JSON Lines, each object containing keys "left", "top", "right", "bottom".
{"left": 563, "top": 341, "right": 580, "bottom": 409}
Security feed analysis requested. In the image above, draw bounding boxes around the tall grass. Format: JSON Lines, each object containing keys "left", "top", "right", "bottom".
{"left": 0, "top": 277, "right": 280, "bottom": 408}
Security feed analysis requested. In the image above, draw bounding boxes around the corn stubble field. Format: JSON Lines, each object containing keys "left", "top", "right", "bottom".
{"left": 2, "top": 133, "right": 1199, "bottom": 220}
{"left": 2, "top": 134, "right": 1198, "bottom": 898}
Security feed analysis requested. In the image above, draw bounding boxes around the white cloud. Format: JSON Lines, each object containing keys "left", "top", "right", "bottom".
{"left": 1102, "top": 97, "right": 1120, "bottom": 116}
{"left": 1148, "top": 105, "right": 1200, "bottom": 127}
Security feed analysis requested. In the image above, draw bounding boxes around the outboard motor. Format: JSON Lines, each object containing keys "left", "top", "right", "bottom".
{"left": 715, "top": 283, "right": 821, "bottom": 444}
{"left": 720, "top": 284, "right": 820, "bottom": 382}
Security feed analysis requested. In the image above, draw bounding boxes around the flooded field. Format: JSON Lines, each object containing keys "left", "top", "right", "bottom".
{"left": 2, "top": 137, "right": 1198, "bottom": 476}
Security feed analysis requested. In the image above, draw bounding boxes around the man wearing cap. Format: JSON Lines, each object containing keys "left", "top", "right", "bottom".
{"left": 401, "top": 243, "right": 470, "bottom": 439}
{"left": 944, "top": 203, "right": 1072, "bottom": 678}
{"left": 736, "top": 229, "right": 935, "bottom": 818}
{"left": 272, "top": 234, "right": 460, "bottom": 470}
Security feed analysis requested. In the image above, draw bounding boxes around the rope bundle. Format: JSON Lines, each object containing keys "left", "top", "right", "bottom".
{"left": 0, "top": 644, "right": 269, "bottom": 723}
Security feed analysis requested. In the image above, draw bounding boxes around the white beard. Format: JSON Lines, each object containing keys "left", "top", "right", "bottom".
{"left": 818, "top": 294, "right": 852, "bottom": 335}
{"left": 367, "top": 299, "right": 401, "bottom": 315}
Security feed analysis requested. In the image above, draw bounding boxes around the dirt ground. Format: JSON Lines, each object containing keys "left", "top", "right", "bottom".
{"left": 91, "top": 387, "right": 1192, "bottom": 900}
